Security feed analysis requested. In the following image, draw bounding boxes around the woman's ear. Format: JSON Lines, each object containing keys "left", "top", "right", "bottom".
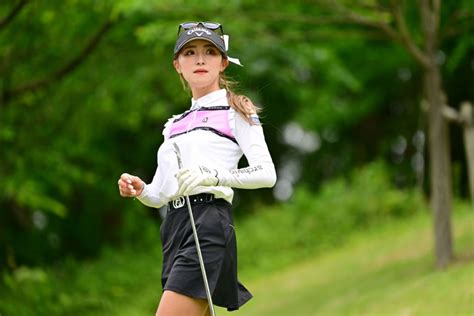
{"left": 173, "top": 59, "right": 181, "bottom": 74}
{"left": 220, "top": 58, "right": 229, "bottom": 72}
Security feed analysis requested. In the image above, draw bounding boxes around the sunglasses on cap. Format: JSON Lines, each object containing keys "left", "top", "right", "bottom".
{"left": 177, "top": 22, "right": 224, "bottom": 36}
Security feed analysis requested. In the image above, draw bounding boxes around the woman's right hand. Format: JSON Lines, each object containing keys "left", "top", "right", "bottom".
{"left": 118, "top": 173, "right": 145, "bottom": 198}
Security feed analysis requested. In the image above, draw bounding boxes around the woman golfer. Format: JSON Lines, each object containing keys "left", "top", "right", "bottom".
{"left": 118, "top": 21, "right": 276, "bottom": 316}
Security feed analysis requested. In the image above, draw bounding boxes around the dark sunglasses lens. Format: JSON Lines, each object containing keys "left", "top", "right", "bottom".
{"left": 180, "top": 22, "right": 221, "bottom": 30}
{"left": 202, "top": 22, "right": 220, "bottom": 29}
{"left": 177, "top": 22, "right": 223, "bottom": 36}
{"left": 203, "top": 22, "right": 223, "bottom": 35}
{"left": 180, "top": 22, "right": 198, "bottom": 29}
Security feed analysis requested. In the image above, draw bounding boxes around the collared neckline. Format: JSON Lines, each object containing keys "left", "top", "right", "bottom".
{"left": 191, "top": 89, "right": 227, "bottom": 110}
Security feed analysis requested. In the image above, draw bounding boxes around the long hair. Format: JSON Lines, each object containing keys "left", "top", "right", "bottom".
{"left": 219, "top": 73, "right": 261, "bottom": 125}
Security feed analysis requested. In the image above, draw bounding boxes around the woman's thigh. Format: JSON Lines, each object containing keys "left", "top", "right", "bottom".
{"left": 156, "top": 290, "right": 209, "bottom": 316}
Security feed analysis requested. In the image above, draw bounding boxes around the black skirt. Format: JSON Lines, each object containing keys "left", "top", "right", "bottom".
{"left": 160, "top": 198, "right": 252, "bottom": 311}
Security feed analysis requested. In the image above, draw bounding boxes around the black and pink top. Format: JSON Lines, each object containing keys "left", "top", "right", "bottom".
{"left": 138, "top": 89, "right": 276, "bottom": 208}
{"left": 168, "top": 105, "right": 237, "bottom": 144}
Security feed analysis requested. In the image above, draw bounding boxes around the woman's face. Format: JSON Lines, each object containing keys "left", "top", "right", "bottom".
{"left": 173, "top": 39, "right": 229, "bottom": 98}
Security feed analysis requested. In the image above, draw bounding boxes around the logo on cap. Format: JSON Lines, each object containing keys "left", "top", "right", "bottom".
{"left": 187, "top": 27, "right": 212, "bottom": 36}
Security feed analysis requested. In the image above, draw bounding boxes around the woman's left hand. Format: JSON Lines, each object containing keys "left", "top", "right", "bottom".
{"left": 176, "top": 166, "right": 219, "bottom": 196}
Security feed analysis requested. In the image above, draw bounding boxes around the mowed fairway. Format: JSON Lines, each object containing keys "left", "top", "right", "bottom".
{"left": 220, "top": 210, "right": 474, "bottom": 316}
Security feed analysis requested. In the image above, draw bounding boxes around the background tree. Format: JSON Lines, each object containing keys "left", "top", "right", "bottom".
{"left": 299, "top": 0, "right": 472, "bottom": 268}
{"left": 1, "top": 0, "right": 471, "bottom": 271}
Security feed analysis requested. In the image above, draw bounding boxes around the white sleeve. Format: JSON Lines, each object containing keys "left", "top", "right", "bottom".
{"left": 136, "top": 118, "right": 175, "bottom": 209}
{"left": 137, "top": 168, "right": 165, "bottom": 208}
{"left": 218, "top": 112, "right": 277, "bottom": 189}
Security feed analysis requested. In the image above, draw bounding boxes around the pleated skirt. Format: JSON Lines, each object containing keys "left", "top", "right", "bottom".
{"left": 160, "top": 198, "right": 252, "bottom": 311}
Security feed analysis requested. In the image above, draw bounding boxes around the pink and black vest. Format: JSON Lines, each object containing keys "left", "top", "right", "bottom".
{"left": 167, "top": 106, "right": 237, "bottom": 144}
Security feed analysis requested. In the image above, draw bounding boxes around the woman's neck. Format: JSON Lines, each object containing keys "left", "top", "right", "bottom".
{"left": 191, "top": 85, "right": 221, "bottom": 100}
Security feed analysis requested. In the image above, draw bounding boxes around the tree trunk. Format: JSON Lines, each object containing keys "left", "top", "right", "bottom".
{"left": 460, "top": 102, "right": 474, "bottom": 208}
{"left": 425, "top": 68, "right": 453, "bottom": 268}
{"left": 421, "top": 0, "right": 453, "bottom": 268}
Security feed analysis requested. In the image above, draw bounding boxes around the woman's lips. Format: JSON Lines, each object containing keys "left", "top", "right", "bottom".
{"left": 194, "top": 69, "right": 208, "bottom": 74}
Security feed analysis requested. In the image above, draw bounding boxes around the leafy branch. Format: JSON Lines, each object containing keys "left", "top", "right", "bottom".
{"left": 0, "top": 0, "right": 30, "bottom": 31}
{"left": 3, "top": 18, "right": 116, "bottom": 105}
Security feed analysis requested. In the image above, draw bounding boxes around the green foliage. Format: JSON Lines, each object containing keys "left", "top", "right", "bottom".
{"left": 0, "top": 162, "right": 428, "bottom": 315}
{"left": 0, "top": 0, "right": 472, "bottom": 270}
{"left": 0, "top": 246, "right": 163, "bottom": 316}
{"left": 237, "top": 161, "right": 426, "bottom": 275}
{"left": 1, "top": 181, "right": 470, "bottom": 316}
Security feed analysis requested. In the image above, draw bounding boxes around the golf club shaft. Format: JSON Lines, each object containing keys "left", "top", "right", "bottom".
{"left": 185, "top": 196, "right": 216, "bottom": 316}
{"left": 173, "top": 143, "right": 216, "bottom": 316}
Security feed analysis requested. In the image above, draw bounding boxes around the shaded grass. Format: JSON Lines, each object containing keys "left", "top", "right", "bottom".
{"left": 229, "top": 205, "right": 474, "bottom": 316}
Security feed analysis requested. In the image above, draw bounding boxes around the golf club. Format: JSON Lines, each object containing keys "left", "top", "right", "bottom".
{"left": 172, "top": 142, "right": 216, "bottom": 316}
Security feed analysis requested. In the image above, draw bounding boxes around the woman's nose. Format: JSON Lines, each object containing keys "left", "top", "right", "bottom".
{"left": 195, "top": 53, "right": 205, "bottom": 64}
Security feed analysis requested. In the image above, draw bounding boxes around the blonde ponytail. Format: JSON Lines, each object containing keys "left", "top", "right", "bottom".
{"left": 220, "top": 74, "right": 261, "bottom": 125}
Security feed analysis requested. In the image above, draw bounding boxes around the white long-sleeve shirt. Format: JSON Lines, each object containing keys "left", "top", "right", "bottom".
{"left": 138, "top": 89, "right": 276, "bottom": 208}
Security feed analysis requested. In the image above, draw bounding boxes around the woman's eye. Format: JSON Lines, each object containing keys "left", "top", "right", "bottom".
{"left": 183, "top": 50, "right": 194, "bottom": 56}
{"left": 206, "top": 49, "right": 218, "bottom": 55}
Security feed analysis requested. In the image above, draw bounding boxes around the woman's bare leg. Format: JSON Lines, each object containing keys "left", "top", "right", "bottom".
{"left": 156, "top": 290, "right": 209, "bottom": 316}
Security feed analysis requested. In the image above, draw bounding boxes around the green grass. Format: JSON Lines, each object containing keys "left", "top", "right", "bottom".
{"left": 1, "top": 161, "right": 433, "bottom": 315}
{"left": 1, "top": 204, "right": 472, "bottom": 316}
{"left": 224, "top": 207, "right": 474, "bottom": 316}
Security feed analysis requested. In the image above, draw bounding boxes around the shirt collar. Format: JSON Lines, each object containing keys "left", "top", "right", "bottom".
{"left": 191, "top": 89, "right": 228, "bottom": 110}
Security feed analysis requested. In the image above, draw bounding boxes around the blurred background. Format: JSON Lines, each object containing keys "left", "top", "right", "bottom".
{"left": 1, "top": 1, "right": 473, "bottom": 315}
